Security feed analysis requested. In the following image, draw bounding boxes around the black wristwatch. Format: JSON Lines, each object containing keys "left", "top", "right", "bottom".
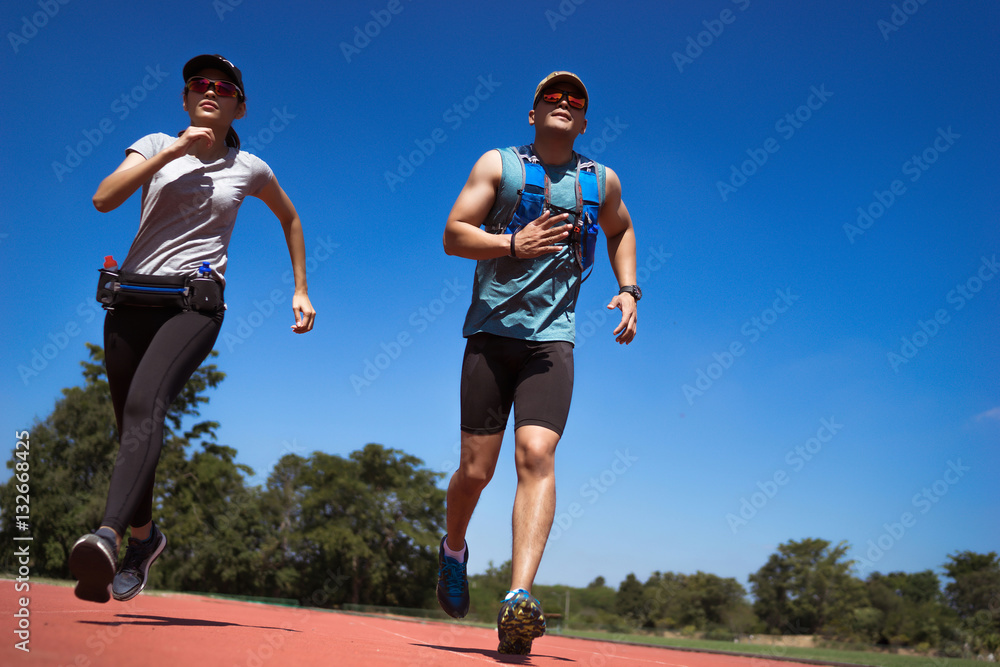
{"left": 619, "top": 285, "right": 642, "bottom": 302}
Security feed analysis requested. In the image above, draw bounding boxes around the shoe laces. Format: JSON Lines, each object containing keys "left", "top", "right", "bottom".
{"left": 120, "top": 532, "right": 157, "bottom": 572}
{"left": 440, "top": 558, "right": 467, "bottom": 596}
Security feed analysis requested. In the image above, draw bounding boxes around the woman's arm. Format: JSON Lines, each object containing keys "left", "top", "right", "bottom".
{"left": 255, "top": 175, "right": 316, "bottom": 333}
{"left": 92, "top": 127, "right": 219, "bottom": 212}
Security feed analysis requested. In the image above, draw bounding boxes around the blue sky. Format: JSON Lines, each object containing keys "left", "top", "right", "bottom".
{"left": 2, "top": 1, "right": 997, "bottom": 593}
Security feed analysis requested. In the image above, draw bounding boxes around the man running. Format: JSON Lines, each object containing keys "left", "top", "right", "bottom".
{"left": 437, "top": 71, "right": 640, "bottom": 654}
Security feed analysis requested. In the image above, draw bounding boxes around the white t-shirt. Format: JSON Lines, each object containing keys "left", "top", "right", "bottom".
{"left": 121, "top": 133, "right": 273, "bottom": 282}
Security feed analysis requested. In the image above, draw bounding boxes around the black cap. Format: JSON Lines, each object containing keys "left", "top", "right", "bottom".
{"left": 183, "top": 54, "right": 245, "bottom": 98}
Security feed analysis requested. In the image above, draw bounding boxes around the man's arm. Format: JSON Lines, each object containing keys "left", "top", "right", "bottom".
{"left": 599, "top": 167, "right": 638, "bottom": 344}
{"left": 443, "top": 150, "right": 571, "bottom": 260}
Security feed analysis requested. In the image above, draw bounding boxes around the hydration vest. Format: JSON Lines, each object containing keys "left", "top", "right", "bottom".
{"left": 489, "top": 145, "right": 602, "bottom": 275}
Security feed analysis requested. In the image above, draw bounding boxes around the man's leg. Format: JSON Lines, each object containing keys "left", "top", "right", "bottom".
{"left": 510, "top": 425, "right": 560, "bottom": 592}
{"left": 496, "top": 424, "right": 557, "bottom": 655}
{"left": 445, "top": 431, "right": 504, "bottom": 551}
{"left": 495, "top": 340, "right": 570, "bottom": 654}
{"left": 440, "top": 333, "right": 516, "bottom": 618}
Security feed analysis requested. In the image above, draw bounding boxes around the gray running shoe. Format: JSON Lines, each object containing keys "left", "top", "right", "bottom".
{"left": 69, "top": 527, "right": 119, "bottom": 603}
{"left": 112, "top": 523, "right": 166, "bottom": 601}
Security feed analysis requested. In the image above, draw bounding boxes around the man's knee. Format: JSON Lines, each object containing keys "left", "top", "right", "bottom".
{"left": 456, "top": 461, "right": 495, "bottom": 491}
{"left": 515, "top": 431, "right": 559, "bottom": 476}
{"left": 454, "top": 432, "right": 503, "bottom": 491}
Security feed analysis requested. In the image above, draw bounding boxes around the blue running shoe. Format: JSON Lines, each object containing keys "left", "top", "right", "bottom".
{"left": 436, "top": 536, "right": 470, "bottom": 618}
{"left": 113, "top": 523, "right": 166, "bottom": 601}
{"left": 497, "top": 589, "right": 546, "bottom": 655}
{"left": 69, "top": 527, "right": 118, "bottom": 603}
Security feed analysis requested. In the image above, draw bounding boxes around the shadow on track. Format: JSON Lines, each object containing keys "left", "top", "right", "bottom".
{"left": 79, "top": 613, "right": 300, "bottom": 632}
{"left": 413, "top": 642, "right": 575, "bottom": 664}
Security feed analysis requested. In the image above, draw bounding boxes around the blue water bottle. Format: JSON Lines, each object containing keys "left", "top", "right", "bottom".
{"left": 189, "top": 261, "right": 222, "bottom": 311}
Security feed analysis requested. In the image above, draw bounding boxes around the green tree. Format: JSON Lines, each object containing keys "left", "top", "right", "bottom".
{"left": 943, "top": 551, "right": 1000, "bottom": 654}
{"left": 864, "top": 570, "right": 955, "bottom": 647}
{"left": 258, "top": 445, "right": 445, "bottom": 608}
{"left": 616, "top": 572, "right": 651, "bottom": 627}
{"left": 643, "top": 570, "right": 757, "bottom": 634}
{"left": 643, "top": 570, "right": 686, "bottom": 627}
{"left": 749, "top": 538, "right": 865, "bottom": 635}
{"left": 680, "top": 571, "right": 755, "bottom": 634}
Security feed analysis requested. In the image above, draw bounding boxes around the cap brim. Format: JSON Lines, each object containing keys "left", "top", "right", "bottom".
{"left": 533, "top": 72, "right": 589, "bottom": 109}
{"left": 183, "top": 54, "right": 243, "bottom": 93}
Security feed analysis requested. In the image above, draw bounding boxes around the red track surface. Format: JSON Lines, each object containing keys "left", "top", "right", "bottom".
{"left": 2, "top": 580, "right": 822, "bottom": 666}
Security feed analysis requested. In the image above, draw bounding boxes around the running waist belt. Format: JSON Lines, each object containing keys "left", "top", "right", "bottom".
{"left": 96, "top": 270, "right": 224, "bottom": 312}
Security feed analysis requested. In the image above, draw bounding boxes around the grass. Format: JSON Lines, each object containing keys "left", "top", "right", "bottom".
{"left": 552, "top": 629, "right": 985, "bottom": 667}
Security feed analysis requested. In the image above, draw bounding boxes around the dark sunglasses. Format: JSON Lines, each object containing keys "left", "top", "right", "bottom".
{"left": 185, "top": 76, "right": 243, "bottom": 99}
{"left": 541, "top": 88, "right": 586, "bottom": 110}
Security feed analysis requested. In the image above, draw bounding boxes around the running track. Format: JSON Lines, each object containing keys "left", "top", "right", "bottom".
{"left": 2, "top": 581, "right": 834, "bottom": 666}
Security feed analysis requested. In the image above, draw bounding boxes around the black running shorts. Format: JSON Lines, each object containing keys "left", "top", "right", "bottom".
{"left": 460, "top": 332, "right": 574, "bottom": 436}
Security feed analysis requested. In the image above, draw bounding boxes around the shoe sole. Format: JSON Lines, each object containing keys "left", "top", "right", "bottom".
{"left": 436, "top": 582, "right": 470, "bottom": 619}
{"left": 69, "top": 536, "right": 115, "bottom": 603}
{"left": 112, "top": 532, "right": 167, "bottom": 601}
{"left": 497, "top": 598, "right": 546, "bottom": 655}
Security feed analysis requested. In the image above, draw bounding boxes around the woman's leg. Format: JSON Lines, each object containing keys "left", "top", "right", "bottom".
{"left": 102, "top": 308, "right": 222, "bottom": 534}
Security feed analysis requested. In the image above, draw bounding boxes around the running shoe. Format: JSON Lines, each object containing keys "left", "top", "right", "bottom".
{"left": 69, "top": 527, "right": 119, "bottom": 603}
{"left": 112, "top": 523, "right": 167, "bottom": 601}
{"left": 436, "top": 536, "right": 470, "bottom": 618}
{"left": 497, "top": 589, "right": 546, "bottom": 655}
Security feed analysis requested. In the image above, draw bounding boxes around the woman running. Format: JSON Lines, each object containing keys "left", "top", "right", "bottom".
{"left": 69, "top": 54, "right": 316, "bottom": 603}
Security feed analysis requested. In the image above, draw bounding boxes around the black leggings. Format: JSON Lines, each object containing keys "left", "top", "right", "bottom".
{"left": 101, "top": 306, "right": 223, "bottom": 536}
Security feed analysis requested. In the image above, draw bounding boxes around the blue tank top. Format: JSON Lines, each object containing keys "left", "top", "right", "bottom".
{"left": 461, "top": 146, "right": 606, "bottom": 344}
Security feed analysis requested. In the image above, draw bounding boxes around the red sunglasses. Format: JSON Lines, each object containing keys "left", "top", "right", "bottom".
{"left": 540, "top": 88, "right": 586, "bottom": 110}
{"left": 185, "top": 76, "right": 243, "bottom": 99}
